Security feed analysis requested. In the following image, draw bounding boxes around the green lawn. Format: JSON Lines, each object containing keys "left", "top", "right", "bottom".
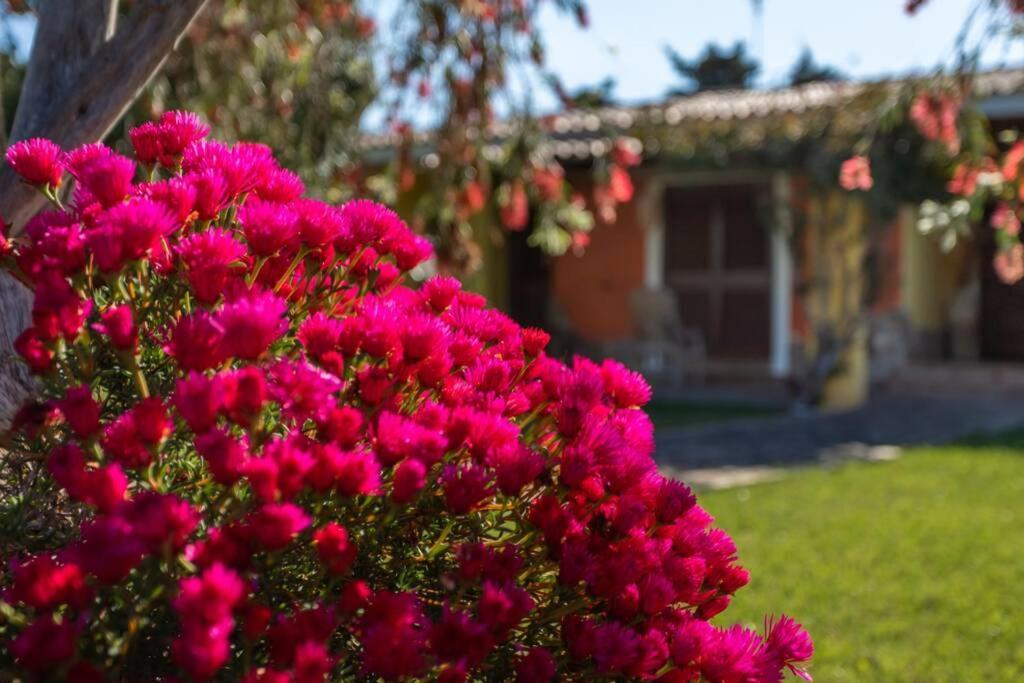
{"left": 646, "top": 400, "right": 780, "bottom": 430}
{"left": 699, "top": 436, "right": 1024, "bottom": 682}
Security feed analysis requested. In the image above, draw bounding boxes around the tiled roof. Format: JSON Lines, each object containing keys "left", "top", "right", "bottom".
{"left": 359, "top": 68, "right": 1024, "bottom": 163}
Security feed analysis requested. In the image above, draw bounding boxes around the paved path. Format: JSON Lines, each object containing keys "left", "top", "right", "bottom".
{"left": 655, "top": 392, "right": 1024, "bottom": 472}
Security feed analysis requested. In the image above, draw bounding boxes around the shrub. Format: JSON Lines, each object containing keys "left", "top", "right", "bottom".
{"left": 0, "top": 115, "right": 811, "bottom": 681}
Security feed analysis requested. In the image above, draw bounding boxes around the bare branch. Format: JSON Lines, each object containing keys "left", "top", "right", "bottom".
{"left": 0, "top": 0, "right": 209, "bottom": 229}
{"left": 11, "top": 0, "right": 119, "bottom": 139}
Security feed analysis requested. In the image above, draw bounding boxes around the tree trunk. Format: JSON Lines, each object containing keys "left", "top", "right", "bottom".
{"left": 0, "top": 0, "right": 210, "bottom": 429}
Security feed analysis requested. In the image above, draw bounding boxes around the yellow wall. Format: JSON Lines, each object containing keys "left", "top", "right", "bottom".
{"left": 801, "top": 191, "right": 870, "bottom": 410}
{"left": 899, "top": 205, "right": 972, "bottom": 335}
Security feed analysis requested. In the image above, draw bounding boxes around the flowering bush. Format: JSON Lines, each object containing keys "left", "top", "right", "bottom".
{"left": 0, "top": 114, "right": 811, "bottom": 681}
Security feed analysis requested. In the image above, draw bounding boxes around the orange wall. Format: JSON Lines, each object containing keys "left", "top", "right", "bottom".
{"left": 551, "top": 176, "right": 647, "bottom": 341}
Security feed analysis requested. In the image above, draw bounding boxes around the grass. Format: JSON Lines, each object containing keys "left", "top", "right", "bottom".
{"left": 699, "top": 435, "right": 1024, "bottom": 682}
{"left": 645, "top": 400, "right": 780, "bottom": 430}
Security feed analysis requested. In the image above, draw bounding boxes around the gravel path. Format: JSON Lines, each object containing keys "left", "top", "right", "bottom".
{"left": 655, "top": 392, "right": 1024, "bottom": 471}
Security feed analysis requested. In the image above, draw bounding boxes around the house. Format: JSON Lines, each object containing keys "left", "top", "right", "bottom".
{"left": 502, "top": 69, "right": 1024, "bottom": 408}
{"left": 368, "top": 69, "right": 1024, "bottom": 408}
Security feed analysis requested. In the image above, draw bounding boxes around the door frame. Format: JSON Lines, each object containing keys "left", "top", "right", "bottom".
{"left": 639, "top": 170, "right": 793, "bottom": 377}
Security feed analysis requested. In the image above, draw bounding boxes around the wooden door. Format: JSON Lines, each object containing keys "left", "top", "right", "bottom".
{"left": 663, "top": 183, "right": 772, "bottom": 360}
{"left": 979, "top": 214, "right": 1024, "bottom": 361}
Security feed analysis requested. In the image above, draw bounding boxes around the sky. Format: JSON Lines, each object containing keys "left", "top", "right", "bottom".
{"left": 533, "top": 0, "right": 1024, "bottom": 104}
{"left": 2, "top": 1, "right": 1021, "bottom": 124}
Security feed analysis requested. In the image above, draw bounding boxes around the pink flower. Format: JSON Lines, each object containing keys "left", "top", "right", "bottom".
{"left": 947, "top": 162, "right": 980, "bottom": 197}
{"left": 222, "top": 366, "right": 268, "bottom": 425}
{"left": 592, "top": 621, "right": 642, "bottom": 673}
{"left": 71, "top": 149, "right": 137, "bottom": 208}
{"left": 246, "top": 503, "right": 311, "bottom": 551}
{"left": 313, "top": 522, "right": 356, "bottom": 575}
{"left": 93, "top": 305, "right": 138, "bottom": 350}
{"left": 218, "top": 291, "right": 289, "bottom": 360}
{"left": 268, "top": 359, "right": 343, "bottom": 424}
{"left": 333, "top": 449, "right": 381, "bottom": 496}
{"left": 391, "top": 457, "right": 427, "bottom": 503}
{"left": 995, "top": 244, "right": 1024, "bottom": 285}
{"left": 500, "top": 180, "right": 529, "bottom": 231}
{"left": 338, "top": 199, "right": 405, "bottom": 251}
{"left": 157, "top": 110, "right": 211, "bottom": 165}
{"left": 421, "top": 275, "right": 462, "bottom": 311}
{"left": 195, "top": 428, "right": 250, "bottom": 485}
{"left": 13, "top": 327, "right": 53, "bottom": 373}
{"left": 656, "top": 479, "right": 696, "bottom": 523}
{"left": 141, "top": 176, "right": 198, "bottom": 224}
{"left": 174, "top": 563, "right": 245, "bottom": 625}
{"left": 516, "top": 647, "right": 556, "bottom": 683}
{"left": 360, "top": 591, "right": 427, "bottom": 679}
{"left": 491, "top": 445, "right": 545, "bottom": 496}
{"left": 293, "top": 641, "right": 336, "bottom": 683}
{"left": 992, "top": 203, "right": 1021, "bottom": 237}
{"left": 442, "top": 462, "right": 493, "bottom": 514}
{"left": 11, "top": 614, "right": 79, "bottom": 672}
{"left": 58, "top": 385, "right": 101, "bottom": 438}
{"left": 375, "top": 411, "right": 447, "bottom": 466}
{"left": 910, "top": 91, "right": 961, "bottom": 155}
{"left": 0, "top": 111, "right": 811, "bottom": 683}
{"left": 75, "top": 516, "right": 146, "bottom": 584}
{"left": 297, "top": 312, "right": 344, "bottom": 359}
{"left": 31, "top": 271, "right": 92, "bottom": 341}
{"left": 176, "top": 229, "right": 247, "bottom": 303}
{"left": 128, "top": 491, "right": 199, "bottom": 553}
{"left": 185, "top": 169, "right": 230, "bottom": 220}
{"left": 430, "top": 607, "right": 494, "bottom": 665}
{"left": 239, "top": 198, "right": 299, "bottom": 256}
{"left": 765, "top": 615, "right": 814, "bottom": 681}
{"left": 166, "top": 311, "right": 226, "bottom": 372}
{"left": 88, "top": 199, "right": 176, "bottom": 270}
{"left": 839, "top": 155, "right": 873, "bottom": 191}
{"left": 6, "top": 138, "right": 63, "bottom": 187}
{"left": 295, "top": 198, "right": 345, "bottom": 247}
{"left": 172, "top": 622, "right": 233, "bottom": 680}
{"left": 19, "top": 210, "right": 85, "bottom": 277}
{"left": 101, "top": 412, "right": 152, "bottom": 468}
{"left": 130, "top": 121, "right": 163, "bottom": 165}
{"left": 80, "top": 463, "right": 128, "bottom": 512}
{"left": 9, "top": 555, "right": 89, "bottom": 610}
{"left": 477, "top": 581, "right": 534, "bottom": 637}
{"left": 255, "top": 166, "right": 306, "bottom": 202}
{"left": 601, "top": 359, "right": 652, "bottom": 408}
{"left": 173, "top": 563, "right": 245, "bottom": 680}
{"left": 131, "top": 396, "right": 173, "bottom": 445}
{"left": 174, "top": 372, "right": 225, "bottom": 433}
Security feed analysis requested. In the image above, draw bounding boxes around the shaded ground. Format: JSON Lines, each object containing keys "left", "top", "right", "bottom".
{"left": 655, "top": 391, "right": 1024, "bottom": 471}
{"left": 702, "top": 438, "right": 1024, "bottom": 682}
{"left": 646, "top": 399, "right": 780, "bottom": 430}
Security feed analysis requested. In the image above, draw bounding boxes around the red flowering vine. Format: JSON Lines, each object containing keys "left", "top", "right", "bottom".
{"left": 0, "top": 113, "right": 810, "bottom": 681}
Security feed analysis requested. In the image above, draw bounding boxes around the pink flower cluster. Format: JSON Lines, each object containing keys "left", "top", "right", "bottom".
{"left": 839, "top": 155, "right": 873, "bottom": 192}
{"left": 909, "top": 91, "right": 961, "bottom": 155}
{"left": 0, "top": 114, "right": 810, "bottom": 681}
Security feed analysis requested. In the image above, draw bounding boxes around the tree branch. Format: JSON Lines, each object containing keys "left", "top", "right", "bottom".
{"left": 1, "top": 0, "right": 210, "bottom": 229}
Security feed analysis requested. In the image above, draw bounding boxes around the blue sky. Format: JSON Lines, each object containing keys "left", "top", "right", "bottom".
{"left": 3, "top": 1, "right": 1020, "bottom": 119}
{"left": 534, "top": 0, "right": 1024, "bottom": 103}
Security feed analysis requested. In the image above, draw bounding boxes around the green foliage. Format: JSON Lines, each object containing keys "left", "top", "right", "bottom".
{"left": 665, "top": 41, "right": 759, "bottom": 94}
{"left": 788, "top": 48, "right": 843, "bottom": 87}
{"left": 134, "top": 0, "right": 377, "bottom": 204}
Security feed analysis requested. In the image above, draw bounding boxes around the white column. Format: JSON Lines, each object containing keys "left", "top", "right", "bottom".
{"left": 770, "top": 173, "right": 794, "bottom": 377}
{"left": 643, "top": 178, "right": 665, "bottom": 290}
